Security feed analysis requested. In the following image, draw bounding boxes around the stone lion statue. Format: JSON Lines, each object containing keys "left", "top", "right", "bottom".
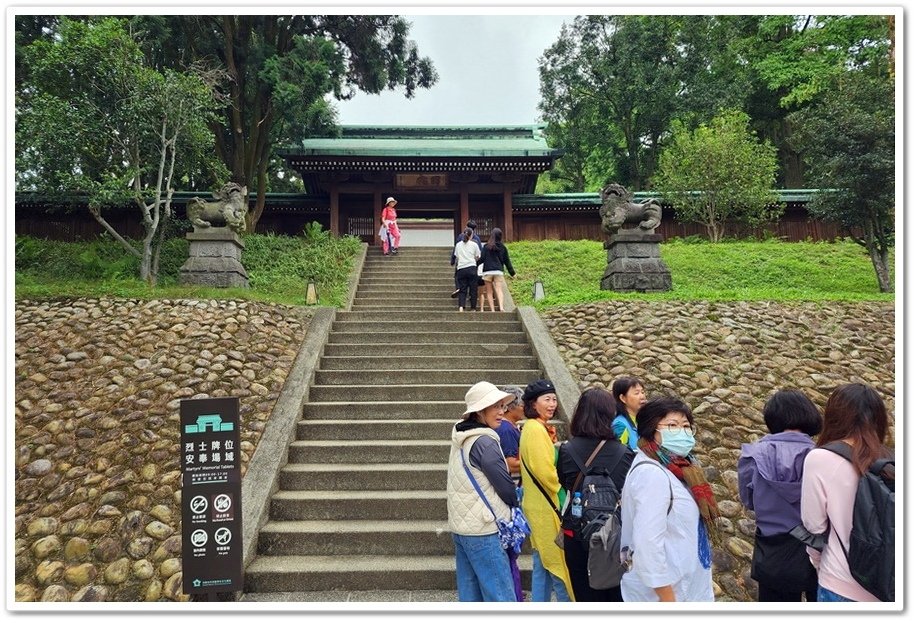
{"left": 186, "top": 182, "right": 248, "bottom": 234}
{"left": 599, "top": 183, "right": 662, "bottom": 235}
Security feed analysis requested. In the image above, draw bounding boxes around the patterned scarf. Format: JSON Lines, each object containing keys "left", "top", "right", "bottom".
{"left": 637, "top": 438, "right": 721, "bottom": 559}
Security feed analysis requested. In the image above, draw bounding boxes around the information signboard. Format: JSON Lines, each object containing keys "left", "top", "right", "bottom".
{"left": 180, "top": 397, "right": 243, "bottom": 595}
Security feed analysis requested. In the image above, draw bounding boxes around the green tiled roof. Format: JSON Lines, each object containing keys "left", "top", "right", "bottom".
{"left": 513, "top": 189, "right": 821, "bottom": 206}
{"left": 279, "top": 125, "right": 561, "bottom": 159}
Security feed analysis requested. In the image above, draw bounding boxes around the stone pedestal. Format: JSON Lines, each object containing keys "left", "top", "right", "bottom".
{"left": 600, "top": 232, "right": 672, "bottom": 292}
{"left": 179, "top": 229, "right": 249, "bottom": 288}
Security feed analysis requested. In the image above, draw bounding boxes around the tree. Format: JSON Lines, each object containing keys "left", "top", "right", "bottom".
{"left": 735, "top": 15, "right": 891, "bottom": 187}
{"left": 16, "top": 17, "right": 226, "bottom": 285}
{"left": 652, "top": 109, "right": 781, "bottom": 242}
{"left": 538, "top": 16, "right": 751, "bottom": 192}
{"left": 130, "top": 16, "right": 437, "bottom": 230}
{"left": 789, "top": 70, "right": 894, "bottom": 292}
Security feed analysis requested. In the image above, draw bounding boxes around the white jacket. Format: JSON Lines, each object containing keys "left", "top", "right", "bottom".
{"left": 447, "top": 425, "right": 512, "bottom": 536}
{"left": 619, "top": 451, "right": 714, "bottom": 602}
{"left": 453, "top": 240, "right": 481, "bottom": 271}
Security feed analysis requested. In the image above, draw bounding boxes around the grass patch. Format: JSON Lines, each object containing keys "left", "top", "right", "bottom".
{"left": 15, "top": 227, "right": 363, "bottom": 307}
{"left": 506, "top": 238, "right": 895, "bottom": 308}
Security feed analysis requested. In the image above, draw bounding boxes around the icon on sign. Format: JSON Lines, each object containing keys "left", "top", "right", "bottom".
{"left": 190, "top": 529, "right": 208, "bottom": 547}
{"left": 214, "top": 494, "right": 232, "bottom": 513}
{"left": 192, "top": 579, "right": 202, "bottom": 587}
{"left": 214, "top": 527, "right": 232, "bottom": 546}
{"left": 190, "top": 495, "right": 208, "bottom": 514}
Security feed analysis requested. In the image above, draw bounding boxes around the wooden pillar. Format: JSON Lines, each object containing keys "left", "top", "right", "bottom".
{"left": 502, "top": 184, "right": 514, "bottom": 241}
{"left": 373, "top": 188, "right": 382, "bottom": 246}
{"left": 459, "top": 184, "right": 469, "bottom": 235}
{"left": 329, "top": 182, "right": 340, "bottom": 235}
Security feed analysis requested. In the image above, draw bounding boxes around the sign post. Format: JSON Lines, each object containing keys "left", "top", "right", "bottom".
{"left": 180, "top": 397, "right": 243, "bottom": 599}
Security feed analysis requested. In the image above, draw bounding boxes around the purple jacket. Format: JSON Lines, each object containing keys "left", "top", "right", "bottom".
{"left": 737, "top": 431, "right": 815, "bottom": 536}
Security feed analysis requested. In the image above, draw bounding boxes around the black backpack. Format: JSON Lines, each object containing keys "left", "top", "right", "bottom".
{"left": 565, "top": 443, "right": 626, "bottom": 589}
{"left": 823, "top": 441, "right": 895, "bottom": 602}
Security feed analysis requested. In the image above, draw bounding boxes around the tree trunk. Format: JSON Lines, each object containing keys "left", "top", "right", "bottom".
{"left": 869, "top": 245, "right": 892, "bottom": 293}
{"left": 140, "top": 232, "right": 157, "bottom": 287}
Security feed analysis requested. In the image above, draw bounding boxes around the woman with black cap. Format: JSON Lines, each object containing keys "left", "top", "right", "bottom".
{"left": 447, "top": 381, "right": 519, "bottom": 601}
{"left": 518, "top": 379, "right": 574, "bottom": 601}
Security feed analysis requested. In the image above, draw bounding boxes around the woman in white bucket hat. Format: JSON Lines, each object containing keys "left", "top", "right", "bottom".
{"left": 446, "top": 381, "right": 519, "bottom": 601}
{"left": 379, "top": 196, "right": 401, "bottom": 255}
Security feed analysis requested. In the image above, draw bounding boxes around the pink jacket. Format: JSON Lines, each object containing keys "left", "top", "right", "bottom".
{"left": 800, "top": 447, "right": 880, "bottom": 601}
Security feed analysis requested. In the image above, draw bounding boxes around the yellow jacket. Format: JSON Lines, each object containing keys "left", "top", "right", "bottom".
{"left": 519, "top": 418, "right": 574, "bottom": 599}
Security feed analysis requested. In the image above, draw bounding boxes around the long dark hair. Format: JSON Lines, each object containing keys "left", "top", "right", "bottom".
{"left": 818, "top": 383, "right": 893, "bottom": 476}
{"left": 462, "top": 227, "right": 472, "bottom": 243}
{"left": 485, "top": 227, "right": 503, "bottom": 250}
{"left": 569, "top": 387, "right": 616, "bottom": 440}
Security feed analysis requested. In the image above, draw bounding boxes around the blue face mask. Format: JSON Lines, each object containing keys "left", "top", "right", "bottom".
{"left": 660, "top": 428, "right": 695, "bottom": 457}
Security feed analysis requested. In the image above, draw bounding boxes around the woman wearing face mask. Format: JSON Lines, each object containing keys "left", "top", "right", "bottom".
{"left": 619, "top": 397, "right": 720, "bottom": 602}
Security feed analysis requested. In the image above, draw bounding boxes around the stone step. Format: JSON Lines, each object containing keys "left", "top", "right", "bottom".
{"left": 358, "top": 275, "right": 457, "bottom": 283}
{"left": 243, "top": 555, "right": 530, "bottom": 593}
{"left": 296, "top": 419, "right": 456, "bottom": 440}
{"left": 308, "top": 384, "right": 496, "bottom": 403}
{"left": 318, "top": 355, "right": 539, "bottom": 370}
{"left": 301, "top": 402, "right": 463, "bottom": 420}
{"left": 295, "top": 418, "right": 567, "bottom": 441}
{"left": 352, "top": 295, "right": 457, "bottom": 305}
{"left": 287, "top": 439, "right": 450, "bottom": 464}
{"left": 336, "top": 310, "right": 517, "bottom": 322}
{"left": 357, "top": 282, "right": 457, "bottom": 293}
{"left": 326, "top": 331, "right": 528, "bottom": 345}
{"left": 331, "top": 320, "right": 521, "bottom": 333}
{"left": 349, "top": 303, "right": 460, "bottom": 312}
{"left": 269, "top": 490, "right": 446, "bottom": 521}
{"left": 322, "top": 343, "right": 532, "bottom": 357}
{"left": 256, "top": 520, "right": 454, "bottom": 556}
{"left": 360, "top": 262, "right": 456, "bottom": 272}
{"left": 312, "top": 369, "right": 538, "bottom": 386}
{"left": 278, "top": 463, "right": 446, "bottom": 491}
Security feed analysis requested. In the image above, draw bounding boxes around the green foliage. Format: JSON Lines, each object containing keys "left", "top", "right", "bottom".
{"left": 653, "top": 109, "right": 781, "bottom": 242}
{"left": 539, "top": 16, "right": 752, "bottom": 191}
{"left": 747, "top": 15, "right": 891, "bottom": 108}
{"left": 506, "top": 239, "right": 893, "bottom": 308}
{"left": 128, "top": 15, "right": 437, "bottom": 229}
{"left": 15, "top": 233, "right": 363, "bottom": 307}
{"left": 302, "top": 221, "right": 331, "bottom": 244}
{"left": 788, "top": 68, "right": 894, "bottom": 292}
{"left": 16, "top": 16, "right": 227, "bottom": 284}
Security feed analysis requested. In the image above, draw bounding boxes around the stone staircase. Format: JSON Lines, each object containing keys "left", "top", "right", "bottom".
{"left": 244, "top": 246, "right": 543, "bottom": 595}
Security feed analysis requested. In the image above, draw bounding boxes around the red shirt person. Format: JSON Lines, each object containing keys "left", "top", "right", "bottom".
{"left": 380, "top": 196, "right": 401, "bottom": 255}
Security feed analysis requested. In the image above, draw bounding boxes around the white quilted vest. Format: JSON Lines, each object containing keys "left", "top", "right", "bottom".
{"left": 447, "top": 425, "right": 512, "bottom": 536}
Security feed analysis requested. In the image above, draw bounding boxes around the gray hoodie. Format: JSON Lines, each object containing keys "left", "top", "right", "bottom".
{"left": 737, "top": 431, "right": 815, "bottom": 536}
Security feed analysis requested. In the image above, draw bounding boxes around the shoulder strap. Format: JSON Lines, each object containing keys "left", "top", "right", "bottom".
{"left": 567, "top": 439, "right": 610, "bottom": 493}
{"left": 520, "top": 457, "right": 562, "bottom": 518}
{"left": 630, "top": 460, "right": 673, "bottom": 515}
{"left": 459, "top": 442, "right": 498, "bottom": 522}
{"left": 822, "top": 441, "right": 854, "bottom": 462}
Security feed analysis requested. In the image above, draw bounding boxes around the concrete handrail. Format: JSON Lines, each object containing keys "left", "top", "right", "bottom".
{"left": 344, "top": 243, "right": 369, "bottom": 311}
{"left": 240, "top": 306, "right": 336, "bottom": 571}
{"left": 516, "top": 306, "right": 581, "bottom": 426}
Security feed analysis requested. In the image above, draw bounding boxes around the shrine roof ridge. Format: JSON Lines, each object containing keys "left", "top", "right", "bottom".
{"left": 279, "top": 124, "right": 561, "bottom": 159}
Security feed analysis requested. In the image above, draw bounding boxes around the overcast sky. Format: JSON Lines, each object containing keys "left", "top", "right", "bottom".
{"left": 334, "top": 14, "right": 575, "bottom": 126}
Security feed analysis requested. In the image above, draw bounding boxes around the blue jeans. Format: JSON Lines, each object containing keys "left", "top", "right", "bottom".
{"left": 817, "top": 585, "right": 854, "bottom": 602}
{"left": 453, "top": 533, "right": 517, "bottom": 602}
{"left": 531, "top": 550, "right": 572, "bottom": 602}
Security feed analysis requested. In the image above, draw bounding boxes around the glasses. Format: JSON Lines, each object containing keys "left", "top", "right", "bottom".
{"left": 658, "top": 423, "right": 696, "bottom": 434}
